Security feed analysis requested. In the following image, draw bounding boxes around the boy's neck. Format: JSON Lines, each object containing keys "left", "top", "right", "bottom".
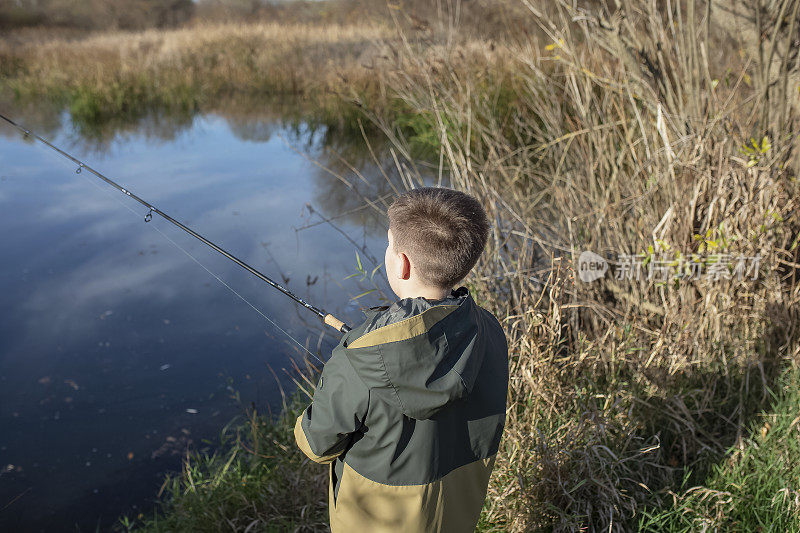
{"left": 395, "top": 284, "right": 451, "bottom": 301}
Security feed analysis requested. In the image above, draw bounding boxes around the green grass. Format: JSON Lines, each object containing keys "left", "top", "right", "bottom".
{"left": 123, "top": 364, "right": 800, "bottom": 532}
{"left": 639, "top": 367, "right": 800, "bottom": 532}
{"left": 125, "top": 393, "right": 327, "bottom": 533}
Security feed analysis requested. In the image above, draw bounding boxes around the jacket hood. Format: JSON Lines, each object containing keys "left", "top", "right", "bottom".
{"left": 345, "top": 287, "right": 492, "bottom": 420}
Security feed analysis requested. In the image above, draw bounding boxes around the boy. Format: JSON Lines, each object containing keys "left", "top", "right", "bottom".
{"left": 294, "top": 187, "right": 508, "bottom": 532}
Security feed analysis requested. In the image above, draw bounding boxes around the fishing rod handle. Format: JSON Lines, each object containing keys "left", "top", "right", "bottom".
{"left": 324, "top": 314, "right": 350, "bottom": 333}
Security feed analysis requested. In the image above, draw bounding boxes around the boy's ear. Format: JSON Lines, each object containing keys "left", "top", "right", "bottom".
{"left": 400, "top": 252, "right": 412, "bottom": 280}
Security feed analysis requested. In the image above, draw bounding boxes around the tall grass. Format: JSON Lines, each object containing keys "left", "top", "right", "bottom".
{"left": 1, "top": 22, "right": 397, "bottom": 124}
{"left": 372, "top": 0, "right": 800, "bottom": 530}
{"left": 0, "top": 2, "right": 520, "bottom": 129}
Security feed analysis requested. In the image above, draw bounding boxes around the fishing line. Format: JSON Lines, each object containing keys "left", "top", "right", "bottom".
{"left": 73, "top": 166, "right": 326, "bottom": 366}
{"left": 46, "top": 133, "right": 327, "bottom": 366}
{"left": 1, "top": 113, "right": 351, "bottom": 364}
{"left": 145, "top": 228, "right": 327, "bottom": 366}
{"left": 0, "top": 113, "right": 350, "bottom": 335}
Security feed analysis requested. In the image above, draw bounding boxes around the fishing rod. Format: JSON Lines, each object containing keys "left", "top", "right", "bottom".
{"left": 0, "top": 112, "right": 351, "bottom": 334}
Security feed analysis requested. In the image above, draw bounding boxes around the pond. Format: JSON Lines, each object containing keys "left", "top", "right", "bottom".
{"left": 0, "top": 107, "right": 399, "bottom": 531}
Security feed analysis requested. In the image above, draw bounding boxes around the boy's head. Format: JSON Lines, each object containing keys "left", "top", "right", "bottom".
{"left": 385, "top": 187, "right": 489, "bottom": 300}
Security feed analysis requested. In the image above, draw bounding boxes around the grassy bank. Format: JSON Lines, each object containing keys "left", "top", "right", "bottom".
{"left": 122, "top": 394, "right": 329, "bottom": 532}
{"left": 638, "top": 366, "right": 800, "bottom": 531}
{"left": 0, "top": 2, "right": 519, "bottom": 132}
{"left": 3, "top": 1, "right": 798, "bottom": 531}
{"left": 0, "top": 21, "right": 396, "bottom": 127}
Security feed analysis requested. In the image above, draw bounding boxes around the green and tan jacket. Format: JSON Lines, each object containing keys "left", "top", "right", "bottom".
{"left": 294, "top": 287, "right": 509, "bottom": 532}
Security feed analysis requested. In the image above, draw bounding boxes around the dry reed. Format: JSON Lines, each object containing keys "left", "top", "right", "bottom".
{"left": 369, "top": 1, "right": 800, "bottom": 530}
{"left": 0, "top": 15, "right": 512, "bottom": 127}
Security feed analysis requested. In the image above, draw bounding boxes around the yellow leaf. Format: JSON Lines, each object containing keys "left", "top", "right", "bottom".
{"left": 545, "top": 38, "right": 564, "bottom": 51}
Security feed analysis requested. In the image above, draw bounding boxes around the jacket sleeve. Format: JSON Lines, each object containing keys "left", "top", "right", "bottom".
{"left": 294, "top": 343, "right": 370, "bottom": 464}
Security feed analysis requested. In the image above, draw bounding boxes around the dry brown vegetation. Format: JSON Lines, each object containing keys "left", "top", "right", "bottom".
{"left": 0, "top": 8, "right": 518, "bottom": 130}
{"left": 1, "top": 21, "right": 390, "bottom": 120}
{"left": 368, "top": 0, "right": 800, "bottom": 529}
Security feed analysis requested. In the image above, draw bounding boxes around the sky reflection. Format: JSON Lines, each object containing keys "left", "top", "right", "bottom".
{"left": 0, "top": 111, "right": 393, "bottom": 530}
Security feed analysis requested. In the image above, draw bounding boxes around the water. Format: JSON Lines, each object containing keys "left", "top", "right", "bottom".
{"left": 0, "top": 109, "right": 396, "bottom": 531}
